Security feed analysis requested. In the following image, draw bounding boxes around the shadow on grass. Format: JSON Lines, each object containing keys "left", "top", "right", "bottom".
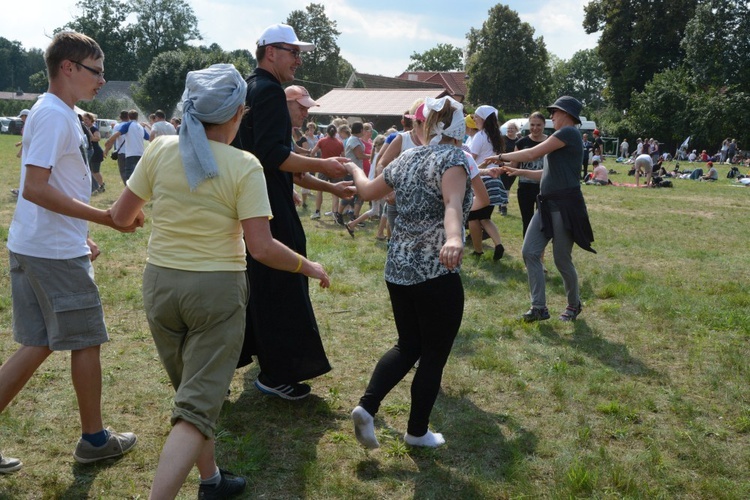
{"left": 355, "top": 391, "right": 537, "bottom": 498}
{"left": 55, "top": 459, "right": 125, "bottom": 498}
{"left": 538, "top": 321, "right": 661, "bottom": 378}
{"left": 215, "top": 366, "right": 337, "bottom": 498}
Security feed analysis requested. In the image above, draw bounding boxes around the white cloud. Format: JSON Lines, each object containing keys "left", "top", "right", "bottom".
{"left": 3, "top": 0, "right": 599, "bottom": 78}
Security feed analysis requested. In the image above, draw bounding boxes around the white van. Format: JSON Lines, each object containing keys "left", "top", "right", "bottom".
{"left": 500, "top": 118, "right": 528, "bottom": 136}
{"left": 95, "top": 119, "right": 117, "bottom": 138}
{"left": 519, "top": 116, "right": 597, "bottom": 138}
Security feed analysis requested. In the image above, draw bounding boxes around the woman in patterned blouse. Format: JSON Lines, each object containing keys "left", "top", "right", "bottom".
{"left": 345, "top": 96, "right": 473, "bottom": 449}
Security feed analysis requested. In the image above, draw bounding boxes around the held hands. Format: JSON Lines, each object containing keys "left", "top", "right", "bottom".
{"left": 333, "top": 180, "right": 356, "bottom": 200}
{"left": 485, "top": 155, "right": 506, "bottom": 165}
{"left": 439, "top": 236, "right": 464, "bottom": 271}
{"left": 104, "top": 209, "right": 146, "bottom": 233}
{"left": 484, "top": 166, "right": 503, "bottom": 178}
{"left": 500, "top": 166, "right": 521, "bottom": 177}
{"left": 321, "top": 157, "right": 349, "bottom": 179}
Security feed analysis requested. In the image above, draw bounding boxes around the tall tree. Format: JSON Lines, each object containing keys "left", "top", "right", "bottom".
{"left": 285, "top": 3, "right": 347, "bottom": 99}
{"left": 466, "top": 4, "right": 550, "bottom": 112}
{"left": 583, "top": 0, "right": 697, "bottom": 110}
{"left": 549, "top": 49, "right": 607, "bottom": 111}
{"left": 407, "top": 43, "right": 463, "bottom": 72}
{"left": 130, "top": 0, "right": 202, "bottom": 76}
{"left": 132, "top": 47, "right": 252, "bottom": 116}
{"left": 682, "top": 0, "right": 750, "bottom": 93}
{"left": 62, "top": 0, "right": 137, "bottom": 82}
{"left": 0, "top": 38, "right": 27, "bottom": 92}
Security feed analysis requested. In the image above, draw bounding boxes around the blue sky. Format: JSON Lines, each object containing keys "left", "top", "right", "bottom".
{"left": 3, "top": 1, "right": 599, "bottom": 77}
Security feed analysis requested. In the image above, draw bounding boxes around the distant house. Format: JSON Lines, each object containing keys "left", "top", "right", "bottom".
{"left": 307, "top": 72, "right": 457, "bottom": 132}
{"left": 97, "top": 81, "right": 138, "bottom": 102}
{"left": 396, "top": 71, "right": 468, "bottom": 103}
{"left": 0, "top": 91, "right": 41, "bottom": 112}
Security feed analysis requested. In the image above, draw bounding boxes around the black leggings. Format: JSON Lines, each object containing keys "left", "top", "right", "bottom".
{"left": 517, "top": 182, "right": 540, "bottom": 237}
{"left": 358, "top": 272, "right": 463, "bottom": 436}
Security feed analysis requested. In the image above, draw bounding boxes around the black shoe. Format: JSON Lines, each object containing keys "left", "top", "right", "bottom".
{"left": 493, "top": 244, "right": 505, "bottom": 261}
{"left": 333, "top": 212, "right": 345, "bottom": 226}
{"left": 559, "top": 302, "right": 583, "bottom": 322}
{"left": 198, "top": 469, "right": 246, "bottom": 499}
{"left": 255, "top": 373, "right": 311, "bottom": 400}
{"left": 345, "top": 222, "right": 355, "bottom": 238}
{"left": 500, "top": 205, "right": 508, "bottom": 216}
{"left": 522, "top": 307, "right": 550, "bottom": 322}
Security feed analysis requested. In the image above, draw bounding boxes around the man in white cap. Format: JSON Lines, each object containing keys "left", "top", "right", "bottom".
{"left": 234, "top": 24, "right": 352, "bottom": 400}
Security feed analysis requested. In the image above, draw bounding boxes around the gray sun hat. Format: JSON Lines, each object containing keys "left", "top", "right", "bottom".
{"left": 547, "top": 96, "right": 582, "bottom": 124}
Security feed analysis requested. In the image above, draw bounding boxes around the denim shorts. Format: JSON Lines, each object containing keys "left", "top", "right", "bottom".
{"left": 9, "top": 251, "right": 108, "bottom": 351}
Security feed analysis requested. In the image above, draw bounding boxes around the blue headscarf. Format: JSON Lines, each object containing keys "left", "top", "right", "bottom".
{"left": 179, "top": 63, "right": 247, "bottom": 191}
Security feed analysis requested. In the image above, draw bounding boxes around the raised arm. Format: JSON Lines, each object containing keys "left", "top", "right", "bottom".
{"left": 488, "top": 135, "right": 566, "bottom": 165}
{"left": 344, "top": 162, "right": 392, "bottom": 201}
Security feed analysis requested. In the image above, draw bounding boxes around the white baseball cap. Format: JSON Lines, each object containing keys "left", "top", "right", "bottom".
{"left": 257, "top": 24, "right": 315, "bottom": 52}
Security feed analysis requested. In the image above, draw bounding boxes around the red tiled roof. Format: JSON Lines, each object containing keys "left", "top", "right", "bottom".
{"left": 347, "top": 72, "right": 444, "bottom": 90}
{"left": 396, "top": 71, "right": 468, "bottom": 97}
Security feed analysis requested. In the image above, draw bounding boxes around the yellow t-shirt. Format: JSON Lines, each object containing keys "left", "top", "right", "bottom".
{"left": 127, "top": 136, "right": 272, "bottom": 272}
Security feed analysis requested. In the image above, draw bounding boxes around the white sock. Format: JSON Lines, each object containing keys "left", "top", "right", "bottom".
{"left": 351, "top": 406, "right": 380, "bottom": 449}
{"left": 404, "top": 430, "right": 445, "bottom": 448}
{"left": 200, "top": 467, "right": 221, "bottom": 486}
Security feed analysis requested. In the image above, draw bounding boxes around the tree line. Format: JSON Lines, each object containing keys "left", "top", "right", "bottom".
{"left": 2, "top": 1, "right": 749, "bottom": 153}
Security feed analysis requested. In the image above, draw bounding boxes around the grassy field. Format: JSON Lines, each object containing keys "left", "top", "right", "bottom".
{"left": 0, "top": 133, "right": 748, "bottom": 499}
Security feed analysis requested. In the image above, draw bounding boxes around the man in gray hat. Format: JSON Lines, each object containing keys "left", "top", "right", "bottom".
{"left": 234, "top": 24, "right": 352, "bottom": 400}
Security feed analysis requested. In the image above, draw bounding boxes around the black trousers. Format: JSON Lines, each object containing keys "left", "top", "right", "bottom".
{"left": 358, "top": 272, "right": 463, "bottom": 436}
{"left": 517, "top": 182, "right": 540, "bottom": 237}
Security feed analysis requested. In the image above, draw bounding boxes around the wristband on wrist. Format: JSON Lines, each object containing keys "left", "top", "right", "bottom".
{"left": 293, "top": 253, "right": 303, "bottom": 273}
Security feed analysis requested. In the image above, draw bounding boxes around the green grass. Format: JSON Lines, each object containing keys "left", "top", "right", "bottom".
{"left": 0, "top": 133, "right": 749, "bottom": 498}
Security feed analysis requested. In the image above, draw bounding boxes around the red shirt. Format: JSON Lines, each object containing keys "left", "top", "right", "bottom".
{"left": 317, "top": 136, "right": 344, "bottom": 158}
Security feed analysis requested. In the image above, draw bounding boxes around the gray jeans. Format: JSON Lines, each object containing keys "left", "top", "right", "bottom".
{"left": 521, "top": 210, "right": 579, "bottom": 309}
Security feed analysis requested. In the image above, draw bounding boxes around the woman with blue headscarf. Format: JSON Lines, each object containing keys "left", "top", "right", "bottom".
{"left": 110, "top": 64, "right": 330, "bottom": 499}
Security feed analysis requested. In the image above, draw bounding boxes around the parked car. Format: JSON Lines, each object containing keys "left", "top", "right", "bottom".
{"left": 95, "top": 119, "right": 117, "bottom": 138}
{"left": 0, "top": 116, "right": 23, "bottom": 135}
{"left": 7, "top": 117, "right": 23, "bottom": 135}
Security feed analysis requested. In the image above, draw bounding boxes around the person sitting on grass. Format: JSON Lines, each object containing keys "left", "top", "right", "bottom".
{"left": 585, "top": 159, "right": 609, "bottom": 185}
{"left": 110, "top": 64, "right": 331, "bottom": 499}
{"left": 701, "top": 161, "right": 718, "bottom": 181}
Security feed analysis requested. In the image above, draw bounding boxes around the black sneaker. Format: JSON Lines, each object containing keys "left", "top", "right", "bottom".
{"left": 254, "top": 374, "right": 311, "bottom": 400}
{"left": 198, "top": 469, "right": 246, "bottom": 499}
{"left": 500, "top": 205, "right": 508, "bottom": 216}
{"left": 522, "top": 307, "right": 550, "bottom": 322}
{"left": 493, "top": 244, "right": 505, "bottom": 261}
{"left": 333, "top": 212, "right": 345, "bottom": 226}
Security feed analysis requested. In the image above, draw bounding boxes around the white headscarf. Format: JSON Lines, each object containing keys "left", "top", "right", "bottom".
{"left": 424, "top": 96, "right": 466, "bottom": 145}
{"left": 179, "top": 64, "right": 247, "bottom": 191}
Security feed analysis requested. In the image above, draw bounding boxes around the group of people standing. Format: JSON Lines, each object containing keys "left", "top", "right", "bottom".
{"left": 0, "top": 25, "right": 597, "bottom": 500}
